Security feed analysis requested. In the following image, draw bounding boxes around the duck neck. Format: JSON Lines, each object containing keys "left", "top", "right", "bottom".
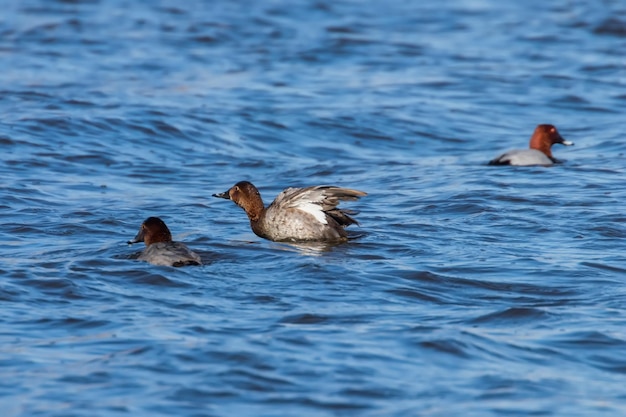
{"left": 242, "top": 198, "right": 264, "bottom": 223}
{"left": 530, "top": 136, "right": 553, "bottom": 158}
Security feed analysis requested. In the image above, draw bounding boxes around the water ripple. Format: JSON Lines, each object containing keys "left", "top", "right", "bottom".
{"left": 1, "top": 0, "right": 625, "bottom": 415}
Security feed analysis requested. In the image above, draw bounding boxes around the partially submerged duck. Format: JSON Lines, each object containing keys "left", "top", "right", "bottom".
{"left": 128, "top": 217, "right": 201, "bottom": 267}
{"left": 489, "top": 124, "right": 573, "bottom": 166}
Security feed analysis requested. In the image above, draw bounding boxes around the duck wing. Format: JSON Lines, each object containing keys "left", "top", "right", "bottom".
{"left": 270, "top": 186, "right": 367, "bottom": 227}
{"left": 489, "top": 149, "right": 553, "bottom": 166}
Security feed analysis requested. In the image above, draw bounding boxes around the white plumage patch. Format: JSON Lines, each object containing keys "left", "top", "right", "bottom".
{"left": 292, "top": 201, "right": 328, "bottom": 225}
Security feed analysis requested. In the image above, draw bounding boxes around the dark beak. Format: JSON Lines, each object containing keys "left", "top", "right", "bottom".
{"left": 127, "top": 229, "right": 144, "bottom": 245}
{"left": 557, "top": 135, "right": 574, "bottom": 146}
{"left": 213, "top": 190, "right": 231, "bottom": 200}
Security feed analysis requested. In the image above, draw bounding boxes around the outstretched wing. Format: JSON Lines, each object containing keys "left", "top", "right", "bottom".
{"left": 271, "top": 186, "right": 367, "bottom": 226}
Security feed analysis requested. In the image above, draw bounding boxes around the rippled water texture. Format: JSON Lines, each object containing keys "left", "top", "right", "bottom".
{"left": 1, "top": 0, "right": 625, "bottom": 416}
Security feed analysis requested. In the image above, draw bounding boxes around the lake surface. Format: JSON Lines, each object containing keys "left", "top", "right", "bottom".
{"left": 1, "top": 0, "right": 625, "bottom": 416}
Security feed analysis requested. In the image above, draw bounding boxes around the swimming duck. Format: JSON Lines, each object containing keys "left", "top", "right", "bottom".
{"left": 213, "top": 181, "right": 366, "bottom": 242}
{"left": 489, "top": 124, "right": 574, "bottom": 166}
{"left": 128, "top": 217, "right": 201, "bottom": 266}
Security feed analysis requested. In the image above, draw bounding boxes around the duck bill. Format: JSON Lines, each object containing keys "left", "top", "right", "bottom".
{"left": 127, "top": 230, "right": 144, "bottom": 245}
{"left": 213, "top": 190, "right": 231, "bottom": 200}
{"left": 558, "top": 135, "right": 574, "bottom": 146}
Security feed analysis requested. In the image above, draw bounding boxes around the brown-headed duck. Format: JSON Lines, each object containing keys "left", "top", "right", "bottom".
{"left": 489, "top": 124, "right": 574, "bottom": 166}
{"left": 128, "top": 217, "right": 201, "bottom": 266}
{"left": 213, "top": 181, "right": 366, "bottom": 242}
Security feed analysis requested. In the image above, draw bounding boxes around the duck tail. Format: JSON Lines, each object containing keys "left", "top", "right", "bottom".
{"left": 327, "top": 209, "right": 360, "bottom": 227}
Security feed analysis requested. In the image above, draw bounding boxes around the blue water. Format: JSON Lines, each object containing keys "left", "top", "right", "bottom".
{"left": 2, "top": 0, "right": 626, "bottom": 416}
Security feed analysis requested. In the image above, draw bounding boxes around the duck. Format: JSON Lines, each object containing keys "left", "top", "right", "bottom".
{"left": 127, "top": 217, "right": 201, "bottom": 267}
{"left": 213, "top": 181, "right": 366, "bottom": 242}
{"left": 489, "top": 124, "right": 574, "bottom": 166}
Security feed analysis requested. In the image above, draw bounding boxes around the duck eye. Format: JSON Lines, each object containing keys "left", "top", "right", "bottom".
{"left": 550, "top": 127, "right": 555, "bottom": 133}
